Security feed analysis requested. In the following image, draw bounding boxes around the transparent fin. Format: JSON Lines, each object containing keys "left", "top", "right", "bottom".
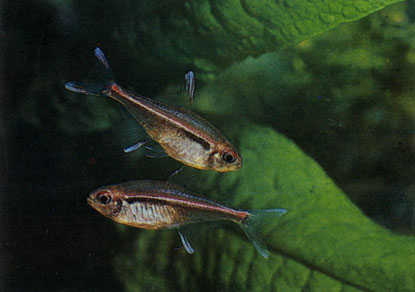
{"left": 240, "top": 223, "right": 269, "bottom": 259}
{"left": 184, "top": 71, "right": 195, "bottom": 105}
{"left": 177, "top": 222, "right": 234, "bottom": 255}
{"left": 118, "top": 106, "right": 149, "bottom": 153}
{"left": 178, "top": 229, "right": 195, "bottom": 254}
{"left": 94, "top": 47, "right": 111, "bottom": 71}
{"left": 93, "top": 47, "right": 114, "bottom": 87}
{"left": 64, "top": 47, "right": 114, "bottom": 95}
{"left": 123, "top": 141, "right": 148, "bottom": 153}
{"left": 64, "top": 82, "right": 99, "bottom": 96}
{"left": 144, "top": 144, "right": 169, "bottom": 158}
{"left": 240, "top": 208, "right": 287, "bottom": 259}
{"left": 168, "top": 165, "right": 185, "bottom": 179}
{"left": 144, "top": 152, "right": 169, "bottom": 159}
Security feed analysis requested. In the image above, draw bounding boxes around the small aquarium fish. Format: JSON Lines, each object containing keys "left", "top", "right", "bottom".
{"left": 87, "top": 180, "right": 287, "bottom": 258}
{"left": 65, "top": 48, "right": 242, "bottom": 172}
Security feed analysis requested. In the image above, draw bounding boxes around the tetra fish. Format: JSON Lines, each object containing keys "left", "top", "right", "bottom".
{"left": 65, "top": 48, "right": 242, "bottom": 172}
{"left": 87, "top": 180, "right": 287, "bottom": 258}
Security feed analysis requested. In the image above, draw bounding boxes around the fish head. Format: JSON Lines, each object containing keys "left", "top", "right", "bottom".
{"left": 209, "top": 145, "right": 243, "bottom": 172}
{"left": 87, "top": 187, "right": 123, "bottom": 219}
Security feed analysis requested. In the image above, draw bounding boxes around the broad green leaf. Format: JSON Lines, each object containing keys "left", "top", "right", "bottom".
{"left": 106, "top": 0, "right": 404, "bottom": 73}
{"left": 24, "top": 1, "right": 405, "bottom": 133}
{"left": 115, "top": 123, "right": 415, "bottom": 291}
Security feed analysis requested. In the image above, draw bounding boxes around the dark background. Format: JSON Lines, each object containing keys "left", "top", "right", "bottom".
{"left": 1, "top": 1, "right": 415, "bottom": 291}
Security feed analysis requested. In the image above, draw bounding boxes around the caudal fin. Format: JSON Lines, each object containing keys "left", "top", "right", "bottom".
{"left": 240, "top": 208, "right": 287, "bottom": 259}
{"left": 64, "top": 47, "right": 114, "bottom": 96}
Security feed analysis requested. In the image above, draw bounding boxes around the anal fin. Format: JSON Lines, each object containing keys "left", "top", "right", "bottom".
{"left": 184, "top": 71, "right": 195, "bottom": 106}
{"left": 178, "top": 229, "right": 195, "bottom": 254}
{"left": 118, "top": 105, "right": 150, "bottom": 154}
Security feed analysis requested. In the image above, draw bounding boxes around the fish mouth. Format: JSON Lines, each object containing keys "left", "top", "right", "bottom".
{"left": 86, "top": 196, "right": 94, "bottom": 207}
{"left": 87, "top": 196, "right": 101, "bottom": 212}
{"left": 221, "top": 161, "right": 243, "bottom": 172}
{"left": 217, "top": 166, "right": 240, "bottom": 172}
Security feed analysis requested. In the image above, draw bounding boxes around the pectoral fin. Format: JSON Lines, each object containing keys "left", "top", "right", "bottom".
{"left": 123, "top": 141, "right": 148, "bottom": 153}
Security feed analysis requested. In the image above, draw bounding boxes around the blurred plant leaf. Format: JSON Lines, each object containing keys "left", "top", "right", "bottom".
{"left": 74, "top": 0, "right": 406, "bottom": 76}
{"left": 116, "top": 123, "right": 415, "bottom": 291}
{"left": 136, "top": 0, "right": 403, "bottom": 72}
{"left": 17, "top": 0, "right": 405, "bottom": 133}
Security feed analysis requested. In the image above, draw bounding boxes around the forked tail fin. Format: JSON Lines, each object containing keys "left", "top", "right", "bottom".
{"left": 240, "top": 208, "right": 287, "bottom": 259}
{"left": 64, "top": 47, "right": 114, "bottom": 96}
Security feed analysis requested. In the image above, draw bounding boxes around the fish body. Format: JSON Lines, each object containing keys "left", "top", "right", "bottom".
{"left": 87, "top": 180, "right": 287, "bottom": 258}
{"left": 88, "top": 180, "right": 248, "bottom": 229}
{"left": 65, "top": 48, "right": 242, "bottom": 172}
{"left": 106, "top": 83, "right": 241, "bottom": 172}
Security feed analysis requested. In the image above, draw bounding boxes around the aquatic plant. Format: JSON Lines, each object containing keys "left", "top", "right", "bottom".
{"left": 107, "top": 1, "right": 414, "bottom": 291}
{"left": 116, "top": 123, "right": 415, "bottom": 291}
{"left": 3, "top": 0, "right": 414, "bottom": 291}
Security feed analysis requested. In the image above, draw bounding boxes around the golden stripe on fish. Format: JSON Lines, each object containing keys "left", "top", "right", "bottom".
{"left": 87, "top": 180, "right": 287, "bottom": 258}
{"left": 65, "top": 48, "right": 242, "bottom": 172}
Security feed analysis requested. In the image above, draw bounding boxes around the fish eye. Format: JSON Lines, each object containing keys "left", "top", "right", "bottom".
{"left": 222, "top": 152, "right": 236, "bottom": 164}
{"left": 97, "top": 192, "right": 112, "bottom": 205}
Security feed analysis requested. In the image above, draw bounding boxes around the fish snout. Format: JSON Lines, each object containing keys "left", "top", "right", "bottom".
{"left": 86, "top": 195, "right": 94, "bottom": 206}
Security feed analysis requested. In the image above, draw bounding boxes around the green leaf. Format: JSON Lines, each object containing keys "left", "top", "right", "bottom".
{"left": 27, "top": 0, "right": 404, "bottom": 134}
{"left": 115, "top": 123, "right": 415, "bottom": 291}
{"left": 63, "top": 0, "right": 405, "bottom": 79}
{"left": 114, "top": 0, "right": 404, "bottom": 72}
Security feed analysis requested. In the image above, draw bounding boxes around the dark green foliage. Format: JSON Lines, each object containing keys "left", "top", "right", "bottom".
{"left": 117, "top": 124, "right": 415, "bottom": 291}
{"left": 2, "top": 0, "right": 414, "bottom": 291}
{"left": 182, "top": 4, "right": 415, "bottom": 231}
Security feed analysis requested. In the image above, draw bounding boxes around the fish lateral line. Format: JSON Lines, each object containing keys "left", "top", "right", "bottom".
{"left": 88, "top": 180, "right": 287, "bottom": 258}
{"left": 123, "top": 193, "right": 249, "bottom": 220}
{"left": 65, "top": 47, "right": 242, "bottom": 172}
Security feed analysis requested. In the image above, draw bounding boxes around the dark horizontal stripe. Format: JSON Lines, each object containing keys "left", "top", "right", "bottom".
{"left": 125, "top": 196, "right": 166, "bottom": 205}
{"left": 183, "top": 130, "right": 210, "bottom": 150}
{"left": 123, "top": 194, "right": 247, "bottom": 222}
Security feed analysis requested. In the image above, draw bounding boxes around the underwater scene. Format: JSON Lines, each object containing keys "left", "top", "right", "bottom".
{"left": 1, "top": 0, "right": 415, "bottom": 291}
